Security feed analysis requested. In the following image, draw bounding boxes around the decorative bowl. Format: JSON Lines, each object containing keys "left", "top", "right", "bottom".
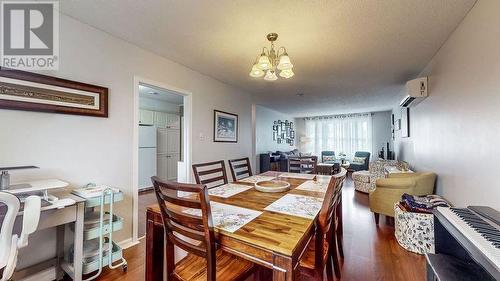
{"left": 254, "top": 180, "right": 290, "bottom": 193}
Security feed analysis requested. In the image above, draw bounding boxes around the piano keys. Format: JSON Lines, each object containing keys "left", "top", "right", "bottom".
{"left": 426, "top": 206, "right": 500, "bottom": 280}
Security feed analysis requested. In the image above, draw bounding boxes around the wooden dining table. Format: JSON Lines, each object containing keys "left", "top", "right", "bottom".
{"left": 145, "top": 171, "right": 333, "bottom": 281}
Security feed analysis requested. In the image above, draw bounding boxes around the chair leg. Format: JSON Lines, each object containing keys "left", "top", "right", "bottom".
{"left": 374, "top": 213, "right": 380, "bottom": 225}
{"left": 330, "top": 232, "right": 341, "bottom": 279}
{"left": 326, "top": 254, "right": 334, "bottom": 281}
{"left": 336, "top": 202, "right": 344, "bottom": 258}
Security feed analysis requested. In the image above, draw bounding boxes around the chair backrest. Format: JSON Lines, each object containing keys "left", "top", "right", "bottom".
{"left": 315, "top": 168, "right": 347, "bottom": 270}
{"left": 152, "top": 177, "right": 217, "bottom": 281}
{"left": 321, "top": 151, "right": 335, "bottom": 162}
{"left": 354, "top": 151, "right": 371, "bottom": 169}
{"left": 412, "top": 172, "right": 437, "bottom": 195}
{"left": 192, "top": 160, "right": 228, "bottom": 188}
{"left": 288, "top": 156, "right": 318, "bottom": 174}
{"left": 228, "top": 157, "right": 253, "bottom": 181}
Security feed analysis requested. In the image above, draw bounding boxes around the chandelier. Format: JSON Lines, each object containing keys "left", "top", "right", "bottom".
{"left": 249, "top": 33, "right": 294, "bottom": 81}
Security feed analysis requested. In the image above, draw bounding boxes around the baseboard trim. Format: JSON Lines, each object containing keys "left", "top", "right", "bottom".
{"left": 118, "top": 238, "right": 140, "bottom": 249}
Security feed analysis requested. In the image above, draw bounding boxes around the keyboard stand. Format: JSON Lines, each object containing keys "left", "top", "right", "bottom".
{"left": 426, "top": 253, "right": 495, "bottom": 281}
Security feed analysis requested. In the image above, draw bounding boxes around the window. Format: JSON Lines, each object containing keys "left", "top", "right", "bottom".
{"left": 304, "top": 113, "right": 372, "bottom": 158}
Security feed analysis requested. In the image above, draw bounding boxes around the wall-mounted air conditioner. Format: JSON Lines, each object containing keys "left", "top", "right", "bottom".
{"left": 400, "top": 77, "right": 428, "bottom": 107}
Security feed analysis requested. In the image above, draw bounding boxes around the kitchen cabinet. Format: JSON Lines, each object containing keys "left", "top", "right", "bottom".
{"left": 157, "top": 153, "right": 180, "bottom": 181}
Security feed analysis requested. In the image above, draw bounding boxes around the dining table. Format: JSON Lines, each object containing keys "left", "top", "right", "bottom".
{"left": 145, "top": 171, "right": 335, "bottom": 281}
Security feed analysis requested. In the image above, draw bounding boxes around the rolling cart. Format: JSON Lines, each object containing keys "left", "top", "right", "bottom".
{"left": 63, "top": 185, "right": 127, "bottom": 281}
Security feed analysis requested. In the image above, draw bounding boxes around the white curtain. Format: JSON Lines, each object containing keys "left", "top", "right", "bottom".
{"left": 304, "top": 113, "right": 372, "bottom": 159}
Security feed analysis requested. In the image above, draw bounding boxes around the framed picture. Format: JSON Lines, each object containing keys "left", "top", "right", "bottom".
{"left": 401, "top": 107, "right": 410, "bottom": 138}
{"left": 395, "top": 119, "right": 401, "bottom": 130}
{"left": 214, "top": 110, "right": 238, "bottom": 142}
{"left": 0, "top": 67, "right": 108, "bottom": 117}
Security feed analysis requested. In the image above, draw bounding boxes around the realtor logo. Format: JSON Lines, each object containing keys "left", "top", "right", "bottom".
{"left": 1, "top": 1, "right": 59, "bottom": 70}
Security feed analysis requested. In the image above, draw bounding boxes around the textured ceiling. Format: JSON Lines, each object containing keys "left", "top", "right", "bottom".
{"left": 59, "top": 0, "right": 476, "bottom": 117}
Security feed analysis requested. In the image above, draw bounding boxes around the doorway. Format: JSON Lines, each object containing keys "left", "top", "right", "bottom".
{"left": 132, "top": 78, "right": 192, "bottom": 241}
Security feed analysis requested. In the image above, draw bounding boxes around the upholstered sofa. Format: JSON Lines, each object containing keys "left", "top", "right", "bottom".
{"left": 369, "top": 172, "right": 437, "bottom": 222}
{"left": 351, "top": 160, "right": 400, "bottom": 193}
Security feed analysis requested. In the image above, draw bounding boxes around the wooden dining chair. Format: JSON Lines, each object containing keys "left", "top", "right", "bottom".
{"left": 192, "top": 160, "right": 228, "bottom": 188}
{"left": 228, "top": 157, "right": 253, "bottom": 181}
{"left": 332, "top": 168, "right": 347, "bottom": 276}
{"left": 288, "top": 156, "right": 318, "bottom": 174}
{"left": 296, "top": 168, "right": 347, "bottom": 281}
{"left": 151, "top": 177, "right": 255, "bottom": 281}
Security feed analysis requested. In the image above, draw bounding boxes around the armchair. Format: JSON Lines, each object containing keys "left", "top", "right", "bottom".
{"left": 321, "top": 151, "right": 336, "bottom": 164}
{"left": 369, "top": 172, "right": 437, "bottom": 223}
{"left": 352, "top": 160, "right": 398, "bottom": 193}
{"left": 349, "top": 151, "right": 371, "bottom": 171}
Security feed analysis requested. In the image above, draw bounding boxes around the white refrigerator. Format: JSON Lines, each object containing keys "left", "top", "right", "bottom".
{"left": 139, "top": 125, "right": 157, "bottom": 190}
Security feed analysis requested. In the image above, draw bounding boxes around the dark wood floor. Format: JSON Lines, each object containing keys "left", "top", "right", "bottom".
{"left": 138, "top": 188, "right": 157, "bottom": 237}
{"left": 96, "top": 179, "right": 425, "bottom": 281}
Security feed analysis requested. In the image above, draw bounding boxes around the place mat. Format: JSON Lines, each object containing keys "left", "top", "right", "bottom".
{"left": 295, "top": 180, "right": 330, "bottom": 193}
{"left": 208, "top": 183, "right": 253, "bottom": 198}
{"left": 238, "top": 175, "right": 276, "bottom": 183}
{"left": 264, "top": 194, "right": 323, "bottom": 219}
{"left": 279, "top": 173, "right": 316, "bottom": 180}
{"left": 183, "top": 202, "right": 262, "bottom": 233}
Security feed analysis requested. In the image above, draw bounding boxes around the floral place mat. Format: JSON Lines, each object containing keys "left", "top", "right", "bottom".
{"left": 183, "top": 202, "right": 262, "bottom": 233}
{"left": 208, "top": 183, "right": 253, "bottom": 198}
{"left": 264, "top": 194, "right": 323, "bottom": 219}
{"left": 238, "top": 175, "right": 276, "bottom": 183}
{"left": 295, "top": 180, "right": 330, "bottom": 193}
{"left": 279, "top": 173, "right": 316, "bottom": 180}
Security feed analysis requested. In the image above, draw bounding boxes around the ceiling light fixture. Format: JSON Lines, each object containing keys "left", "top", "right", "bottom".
{"left": 249, "top": 33, "right": 294, "bottom": 80}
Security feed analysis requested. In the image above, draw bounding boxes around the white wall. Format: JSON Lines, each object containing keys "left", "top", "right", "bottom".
{"left": 393, "top": 0, "right": 500, "bottom": 209}
{"left": 255, "top": 105, "right": 296, "bottom": 153}
{"left": 139, "top": 97, "right": 181, "bottom": 113}
{"left": 0, "top": 12, "right": 254, "bottom": 252}
{"left": 255, "top": 106, "right": 296, "bottom": 171}
{"left": 372, "top": 111, "right": 393, "bottom": 158}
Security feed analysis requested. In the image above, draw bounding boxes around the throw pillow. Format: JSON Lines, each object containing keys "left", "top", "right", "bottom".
{"left": 323, "top": 156, "right": 335, "bottom": 162}
{"left": 353, "top": 156, "right": 366, "bottom": 164}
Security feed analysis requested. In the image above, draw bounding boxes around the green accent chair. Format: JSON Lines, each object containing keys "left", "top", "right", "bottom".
{"left": 349, "top": 151, "right": 371, "bottom": 171}
{"left": 321, "top": 151, "right": 336, "bottom": 164}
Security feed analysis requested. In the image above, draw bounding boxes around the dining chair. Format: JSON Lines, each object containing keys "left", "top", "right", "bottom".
{"left": 332, "top": 168, "right": 347, "bottom": 266}
{"left": 288, "top": 156, "right": 318, "bottom": 174}
{"left": 192, "top": 160, "right": 228, "bottom": 188}
{"left": 296, "top": 168, "right": 346, "bottom": 281}
{"left": 151, "top": 177, "right": 255, "bottom": 281}
{"left": 228, "top": 157, "right": 253, "bottom": 181}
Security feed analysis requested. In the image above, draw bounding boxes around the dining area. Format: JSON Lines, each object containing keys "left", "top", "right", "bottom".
{"left": 145, "top": 157, "right": 347, "bottom": 281}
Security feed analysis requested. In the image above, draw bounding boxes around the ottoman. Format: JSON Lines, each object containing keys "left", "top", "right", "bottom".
{"left": 352, "top": 170, "right": 372, "bottom": 193}
{"left": 394, "top": 203, "right": 435, "bottom": 255}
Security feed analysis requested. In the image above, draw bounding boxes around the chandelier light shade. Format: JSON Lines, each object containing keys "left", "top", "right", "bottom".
{"left": 277, "top": 54, "right": 293, "bottom": 70}
{"left": 250, "top": 33, "right": 294, "bottom": 81}
{"left": 249, "top": 64, "right": 265, "bottom": 77}
{"left": 279, "top": 68, "right": 294, "bottom": 79}
{"left": 264, "top": 70, "right": 278, "bottom": 81}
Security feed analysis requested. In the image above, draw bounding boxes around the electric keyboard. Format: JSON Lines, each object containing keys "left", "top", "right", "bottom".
{"left": 427, "top": 206, "right": 500, "bottom": 280}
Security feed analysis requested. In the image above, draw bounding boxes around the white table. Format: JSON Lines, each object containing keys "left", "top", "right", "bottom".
{"left": 1, "top": 190, "right": 86, "bottom": 281}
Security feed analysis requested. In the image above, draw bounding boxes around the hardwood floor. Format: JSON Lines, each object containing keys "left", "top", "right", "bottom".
{"left": 95, "top": 179, "right": 425, "bottom": 281}
{"left": 138, "top": 188, "right": 157, "bottom": 237}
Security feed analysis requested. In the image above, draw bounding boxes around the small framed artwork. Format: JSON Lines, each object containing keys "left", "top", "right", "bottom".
{"left": 0, "top": 67, "right": 108, "bottom": 117}
{"left": 395, "top": 119, "right": 401, "bottom": 131}
{"left": 214, "top": 110, "right": 238, "bottom": 142}
{"left": 401, "top": 107, "right": 410, "bottom": 138}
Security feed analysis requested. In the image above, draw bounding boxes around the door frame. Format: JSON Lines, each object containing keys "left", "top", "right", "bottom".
{"left": 132, "top": 76, "right": 192, "bottom": 242}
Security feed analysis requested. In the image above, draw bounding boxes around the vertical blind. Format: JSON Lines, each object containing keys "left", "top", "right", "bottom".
{"left": 304, "top": 113, "right": 372, "bottom": 158}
